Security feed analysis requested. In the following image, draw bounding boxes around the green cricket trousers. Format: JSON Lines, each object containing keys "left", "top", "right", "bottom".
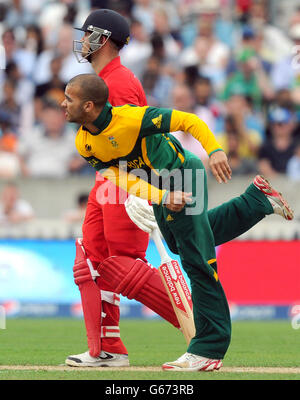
{"left": 153, "top": 151, "right": 273, "bottom": 359}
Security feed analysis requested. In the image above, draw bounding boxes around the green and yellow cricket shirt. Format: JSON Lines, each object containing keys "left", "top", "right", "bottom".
{"left": 75, "top": 102, "right": 223, "bottom": 204}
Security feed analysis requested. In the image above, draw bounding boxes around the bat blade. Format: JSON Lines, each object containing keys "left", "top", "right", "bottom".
{"left": 159, "top": 259, "right": 195, "bottom": 345}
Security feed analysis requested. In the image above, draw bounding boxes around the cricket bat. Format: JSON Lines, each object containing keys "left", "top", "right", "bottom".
{"left": 151, "top": 228, "right": 196, "bottom": 345}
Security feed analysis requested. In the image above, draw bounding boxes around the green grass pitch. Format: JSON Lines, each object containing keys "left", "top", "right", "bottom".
{"left": 0, "top": 318, "right": 299, "bottom": 380}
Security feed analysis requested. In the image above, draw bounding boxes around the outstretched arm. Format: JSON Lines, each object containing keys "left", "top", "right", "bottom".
{"left": 102, "top": 167, "right": 192, "bottom": 212}
{"left": 139, "top": 107, "right": 232, "bottom": 183}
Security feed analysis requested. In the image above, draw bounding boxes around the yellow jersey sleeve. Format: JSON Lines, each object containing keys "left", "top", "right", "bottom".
{"left": 102, "top": 166, "right": 167, "bottom": 205}
{"left": 170, "top": 110, "right": 223, "bottom": 156}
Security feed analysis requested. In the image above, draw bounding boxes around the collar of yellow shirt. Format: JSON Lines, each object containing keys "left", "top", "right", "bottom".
{"left": 83, "top": 101, "right": 113, "bottom": 135}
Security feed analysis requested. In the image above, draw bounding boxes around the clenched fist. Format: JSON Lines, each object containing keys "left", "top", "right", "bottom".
{"left": 163, "top": 191, "right": 193, "bottom": 212}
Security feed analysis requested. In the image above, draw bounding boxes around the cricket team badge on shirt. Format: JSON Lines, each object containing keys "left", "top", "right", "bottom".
{"left": 109, "top": 136, "right": 118, "bottom": 148}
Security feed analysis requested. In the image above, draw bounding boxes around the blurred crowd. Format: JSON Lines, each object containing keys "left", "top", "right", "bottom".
{"left": 0, "top": 0, "right": 300, "bottom": 193}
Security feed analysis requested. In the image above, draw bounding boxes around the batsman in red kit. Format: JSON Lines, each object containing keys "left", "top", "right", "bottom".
{"left": 66, "top": 9, "right": 180, "bottom": 367}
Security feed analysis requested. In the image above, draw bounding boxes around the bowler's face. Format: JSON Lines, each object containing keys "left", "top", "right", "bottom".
{"left": 61, "top": 85, "right": 85, "bottom": 123}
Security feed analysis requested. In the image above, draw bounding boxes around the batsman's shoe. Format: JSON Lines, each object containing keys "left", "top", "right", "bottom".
{"left": 65, "top": 350, "right": 129, "bottom": 367}
{"left": 253, "top": 175, "right": 294, "bottom": 220}
{"left": 162, "top": 352, "right": 222, "bottom": 372}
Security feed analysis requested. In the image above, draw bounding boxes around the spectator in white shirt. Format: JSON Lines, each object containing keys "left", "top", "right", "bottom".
{"left": 33, "top": 23, "right": 92, "bottom": 86}
{"left": 179, "top": 18, "right": 230, "bottom": 91}
{"left": 271, "top": 23, "right": 300, "bottom": 91}
{"left": 0, "top": 182, "right": 34, "bottom": 225}
{"left": 18, "top": 99, "right": 77, "bottom": 178}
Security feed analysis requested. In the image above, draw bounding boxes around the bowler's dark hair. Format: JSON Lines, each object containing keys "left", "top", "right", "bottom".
{"left": 67, "top": 74, "right": 109, "bottom": 108}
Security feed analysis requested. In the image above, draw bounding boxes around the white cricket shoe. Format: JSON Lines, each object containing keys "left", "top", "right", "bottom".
{"left": 253, "top": 175, "right": 294, "bottom": 220}
{"left": 65, "top": 350, "right": 129, "bottom": 367}
{"left": 162, "top": 352, "right": 222, "bottom": 372}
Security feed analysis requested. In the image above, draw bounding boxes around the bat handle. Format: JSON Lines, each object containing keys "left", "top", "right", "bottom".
{"left": 151, "top": 228, "right": 172, "bottom": 264}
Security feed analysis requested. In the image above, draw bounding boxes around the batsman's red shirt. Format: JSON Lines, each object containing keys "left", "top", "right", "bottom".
{"left": 100, "top": 56, "right": 147, "bottom": 106}
{"left": 82, "top": 56, "right": 149, "bottom": 263}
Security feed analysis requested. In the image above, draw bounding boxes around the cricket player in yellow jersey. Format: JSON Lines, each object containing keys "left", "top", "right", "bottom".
{"left": 62, "top": 73, "right": 293, "bottom": 371}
